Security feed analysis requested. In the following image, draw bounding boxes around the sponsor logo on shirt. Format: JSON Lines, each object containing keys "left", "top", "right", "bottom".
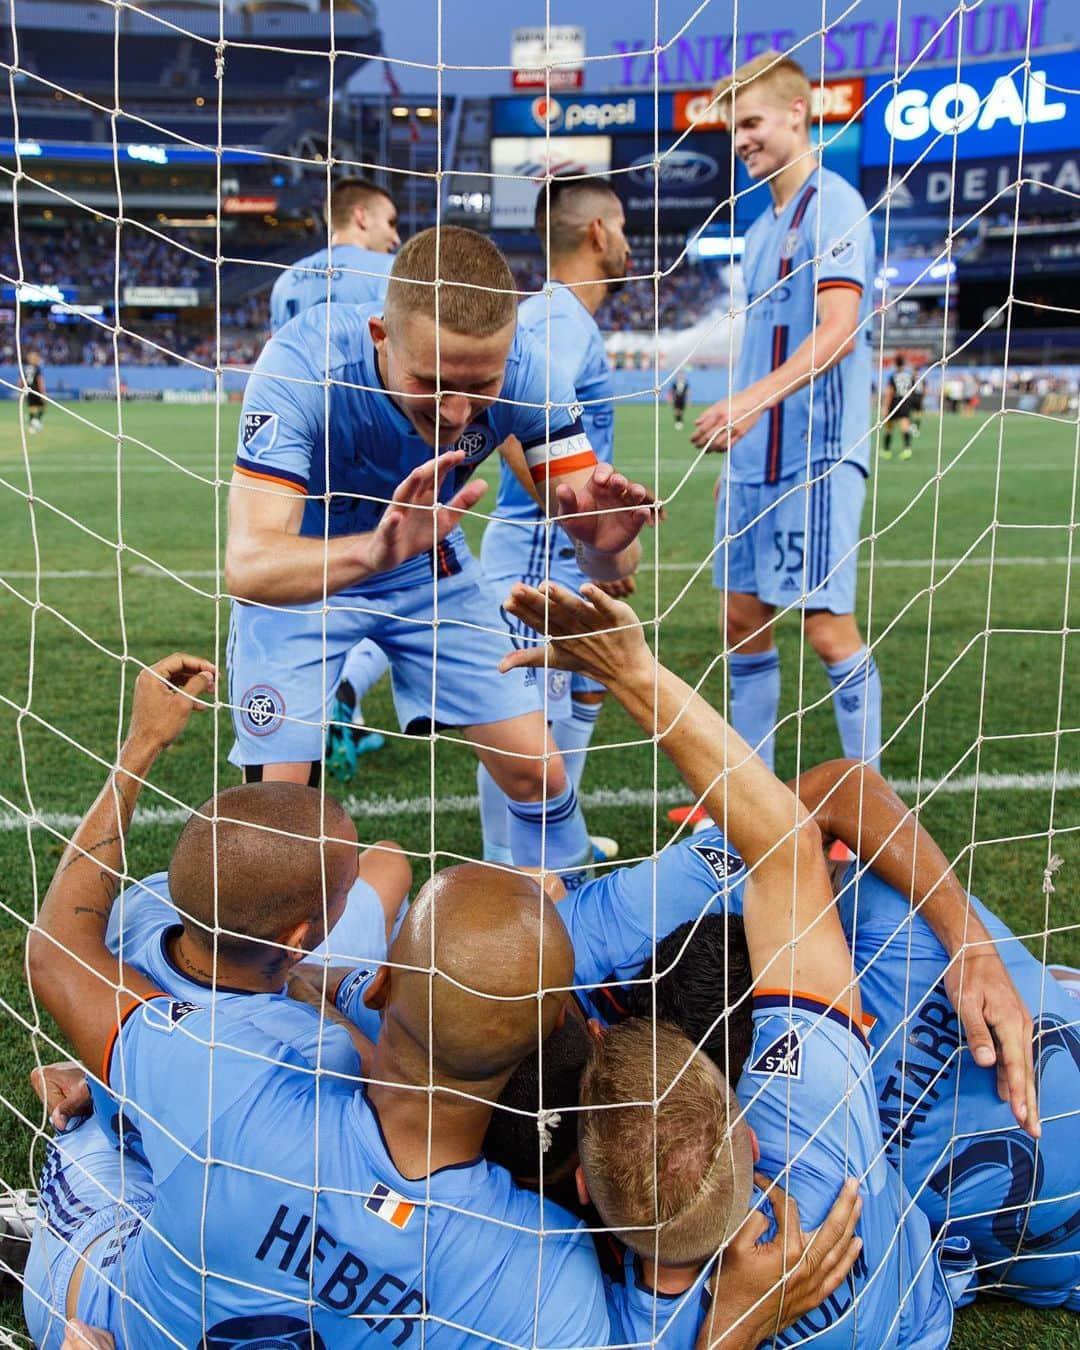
{"left": 241, "top": 684, "right": 285, "bottom": 737}
{"left": 365, "top": 1182, "right": 415, "bottom": 1230}
{"left": 242, "top": 411, "right": 279, "bottom": 454}
{"left": 749, "top": 1027, "right": 803, "bottom": 1079}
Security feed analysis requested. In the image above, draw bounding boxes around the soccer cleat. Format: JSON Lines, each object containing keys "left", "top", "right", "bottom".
{"left": 899, "top": 446, "right": 913, "bottom": 460}
{"left": 879, "top": 447, "right": 892, "bottom": 460}
{"left": 590, "top": 835, "right": 620, "bottom": 862}
{"left": 666, "top": 804, "right": 711, "bottom": 828}
{"left": 828, "top": 839, "right": 856, "bottom": 863}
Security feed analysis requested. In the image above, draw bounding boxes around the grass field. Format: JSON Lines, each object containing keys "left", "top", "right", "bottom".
{"left": 0, "top": 398, "right": 1077, "bottom": 1344}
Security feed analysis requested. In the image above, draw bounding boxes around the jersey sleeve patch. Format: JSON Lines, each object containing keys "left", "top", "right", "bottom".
{"left": 689, "top": 840, "right": 745, "bottom": 884}
{"left": 747, "top": 1026, "right": 803, "bottom": 1079}
{"left": 242, "top": 411, "right": 279, "bottom": 453}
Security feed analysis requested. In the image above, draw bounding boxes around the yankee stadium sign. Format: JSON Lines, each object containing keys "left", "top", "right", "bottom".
{"left": 609, "top": 0, "right": 1054, "bottom": 86}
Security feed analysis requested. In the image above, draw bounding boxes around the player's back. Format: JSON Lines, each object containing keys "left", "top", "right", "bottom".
{"left": 738, "top": 993, "right": 955, "bottom": 1347}
{"left": 488, "top": 286, "right": 614, "bottom": 535}
{"left": 97, "top": 996, "right": 609, "bottom": 1348}
{"left": 269, "top": 243, "right": 394, "bottom": 332}
{"left": 730, "top": 167, "right": 875, "bottom": 486}
{"left": 837, "top": 867, "right": 1080, "bottom": 1307}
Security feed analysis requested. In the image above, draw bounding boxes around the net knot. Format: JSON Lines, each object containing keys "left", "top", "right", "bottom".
{"left": 537, "top": 1109, "right": 561, "bottom": 1153}
{"left": 1042, "top": 854, "right": 1064, "bottom": 895}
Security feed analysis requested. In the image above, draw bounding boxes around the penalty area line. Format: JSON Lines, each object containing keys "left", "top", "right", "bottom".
{"left": 2, "top": 770, "right": 1077, "bottom": 834}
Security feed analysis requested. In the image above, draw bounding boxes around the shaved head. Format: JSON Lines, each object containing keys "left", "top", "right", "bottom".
{"left": 168, "top": 783, "right": 357, "bottom": 959}
{"left": 383, "top": 863, "right": 575, "bottom": 1088}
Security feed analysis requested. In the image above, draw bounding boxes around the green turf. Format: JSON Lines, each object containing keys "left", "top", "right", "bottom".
{"left": 0, "top": 400, "right": 1077, "bottom": 1343}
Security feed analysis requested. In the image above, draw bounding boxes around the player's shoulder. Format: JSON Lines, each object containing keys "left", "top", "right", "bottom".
{"left": 810, "top": 169, "right": 871, "bottom": 226}
{"left": 261, "top": 300, "right": 377, "bottom": 376}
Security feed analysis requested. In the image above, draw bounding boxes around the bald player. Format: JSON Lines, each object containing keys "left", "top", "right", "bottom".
{"left": 27, "top": 652, "right": 863, "bottom": 1350}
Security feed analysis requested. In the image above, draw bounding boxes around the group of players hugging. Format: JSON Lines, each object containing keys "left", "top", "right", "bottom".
{"left": 17, "top": 53, "right": 1080, "bottom": 1350}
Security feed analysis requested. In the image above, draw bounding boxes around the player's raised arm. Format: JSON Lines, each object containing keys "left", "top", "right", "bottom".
{"left": 26, "top": 654, "right": 216, "bottom": 1073}
{"left": 793, "top": 757, "right": 1038, "bottom": 1135}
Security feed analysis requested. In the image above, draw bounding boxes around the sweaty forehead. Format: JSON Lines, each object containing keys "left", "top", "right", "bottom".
{"left": 396, "top": 315, "right": 513, "bottom": 383}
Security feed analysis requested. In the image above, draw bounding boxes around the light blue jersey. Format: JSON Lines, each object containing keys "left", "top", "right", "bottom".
{"left": 739, "top": 995, "right": 954, "bottom": 1347}
{"left": 88, "top": 995, "right": 610, "bottom": 1348}
{"left": 269, "top": 243, "right": 394, "bottom": 333}
{"left": 481, "top": 285, "right": 615, "bottom": 586}
{"left": 231, "top": 301, "right": 595, "bottom": 764}
{"left": 836, "top": 867, "right": 1080, "bottom": 1308}
{"left": 730, "top": 167, "right": 875, "bottom": 486}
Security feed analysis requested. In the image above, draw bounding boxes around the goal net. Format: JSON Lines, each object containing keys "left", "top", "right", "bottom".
{"left": 0, "top": 0, "right": 1078, "bottom": 1345}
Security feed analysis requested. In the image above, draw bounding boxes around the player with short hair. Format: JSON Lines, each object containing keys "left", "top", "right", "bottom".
{"left": 478, "top": 178, "right": 632, "bottom": 866}
{"left": 692, "top": 52, "right": 881, "bottom": 774}
{"left": 672, "top": 370, "right": 691, "bottom": 430}
{"left": 269, "top": 177, "right": 400, "bottom": 333}
{"left": 506, "top": 579, "right": 972, "bottom": 1348}
{"left": 880, "top": 353, "right": 917, "bottom": 460}
{"left": 25, "top": 351, "right": 46, "bottom": 435}
{"left": 228, "top": 224, "right": 654, "bottom": 889}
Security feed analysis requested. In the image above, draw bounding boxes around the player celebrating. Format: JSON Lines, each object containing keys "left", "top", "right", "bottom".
{"left": 227, "top": 225, "right": 653, "bottom": 888}
{"left": 24, "top": 351, "right": 46, "bottom": 435}
{"left": 479, "top": 179, "right": 631, "bottom": 866}
{"left": 269, "top": 176, "right": 400, "bottom": 332}
{"left": 671, "top": 369, "right": 690, "bottom": 430}
{"left": 692, "top": 53, "right": 881, "bottom": 773}
{"left": 880, "top": 353, "right": 917, "bottom": 460}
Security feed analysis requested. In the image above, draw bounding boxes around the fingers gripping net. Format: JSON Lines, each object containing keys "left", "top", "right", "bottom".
{"left": 0, "top": 1, "right": 1078, "bottom": 1347}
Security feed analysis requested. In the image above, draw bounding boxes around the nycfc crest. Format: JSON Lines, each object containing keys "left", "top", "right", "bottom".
{"left": 241, "top": 684, "right": 285, "bottom": 736}
{"left": 454, "top": 423, "right": 496, "bottom": 464}
{"left": 780, "top": 229, "right": 800, "bottom": 260}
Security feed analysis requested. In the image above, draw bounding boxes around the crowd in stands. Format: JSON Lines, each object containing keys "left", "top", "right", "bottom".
{"left": 510, "top": 257, "right": 729, "bottom": 332}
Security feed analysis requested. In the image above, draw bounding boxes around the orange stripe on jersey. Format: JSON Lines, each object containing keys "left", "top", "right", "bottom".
{"left": 234, "top": 465, "right": 308, "bottom": 495}
{"left": 817, "top": 280, "right": 863, "bottom": 295}
{"left": 102, "top": 991, "right": 168, "bottom": 1086}
{"left": 755, "top": 986, "right": 872, "bottom": 1037}
{"left": 528, "top": 449, "right": 598, "bottom": 484}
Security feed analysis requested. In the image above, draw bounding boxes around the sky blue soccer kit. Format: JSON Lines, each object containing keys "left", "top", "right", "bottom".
{"left": 269, "top": 244, "right": 394, "bottom": 334}
{"left": 75, "top": 994, "right": 610, "bottom": 1348}
{"left": 229, "top": 301, "right": 596, "bottom": 769}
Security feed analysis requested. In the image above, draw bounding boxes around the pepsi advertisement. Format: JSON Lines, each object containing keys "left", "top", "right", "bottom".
{"left": 611, "top": 132, "right": 732, "bottom": 230}
{"left": 493, "top": 92, "right": 671, "bottom": 137}
{"left": 862, "top": 51, "right": 1079, "bottom": 167}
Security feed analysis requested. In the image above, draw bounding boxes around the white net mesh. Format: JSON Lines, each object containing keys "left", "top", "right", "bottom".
{"left": 0, "top": 2, "right": 1078, "bottom": 1346}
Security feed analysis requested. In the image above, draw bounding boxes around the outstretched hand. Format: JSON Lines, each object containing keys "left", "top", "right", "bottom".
{"left": 126, "top": 653, "right": 217, "bottom": 755}
{"left": 554, "top": 461, "right": 657, "bottom": 556}
{"left": 498, "top": 580, "right": 651, "bottom": 690}
{"left": 366, "top": 450, "right": 487, "bottom": 576}
{"left": 30, "top": 1060, "right": 91, "bottom": 1132}
{"left": 944, "top": 944, "right": 1039, "bottom": 1138}
{"left": 699, "top": 1176, "right": 862, "bottom": 1349}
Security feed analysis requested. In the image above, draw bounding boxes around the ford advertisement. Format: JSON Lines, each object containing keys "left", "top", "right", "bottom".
{"left": 612, "top": 133, "right": 732, "bottom": 229}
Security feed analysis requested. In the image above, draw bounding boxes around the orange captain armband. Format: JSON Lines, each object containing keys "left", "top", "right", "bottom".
{"left": 522, "top": 424, "right": 597, "bottom": 485}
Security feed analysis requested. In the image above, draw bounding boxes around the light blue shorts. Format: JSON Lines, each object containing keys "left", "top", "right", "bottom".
{"left": 481, "top": 515, "right": 606, "bottom": 711}
{"left": 713, "top": 461, "right": 867, "bottom": 615}
{"left": 228, "top": 552, "right": 541, "bottom": 767}
{"left": 23, "top": 1117, "right": 153, "bottom": 1350}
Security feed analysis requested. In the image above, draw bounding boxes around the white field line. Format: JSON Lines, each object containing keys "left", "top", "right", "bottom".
{"left": 2, "top": 556, "right": 1077, "bottom": 583}
{"left": 2, "top": 770, "right": 1077, "bottom": 835}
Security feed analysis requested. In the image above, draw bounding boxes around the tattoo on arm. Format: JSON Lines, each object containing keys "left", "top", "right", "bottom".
{"left": 73, "top": 906, "right": 111, "bottom": 922}
{"left": 55, "top": 835, "right": 123, "bottom": 878}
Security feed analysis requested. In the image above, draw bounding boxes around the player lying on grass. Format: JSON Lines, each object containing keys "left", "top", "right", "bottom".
{"left": 25, "top": 654, "right": 861, "bottom": 1348}
{"left": 227, "top": 223, "right": 657, "bottom": 891}
{"left": 615, "top": 779, "right": 1080, "bottom": 1309}
{"left": 478, "top": 178, "right": 635, "bottom": 867}
{"left": 499, "top": 579, "right": 987, "bottom": 1347}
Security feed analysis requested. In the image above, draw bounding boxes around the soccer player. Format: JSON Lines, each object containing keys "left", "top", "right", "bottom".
{"left": 478, "top": 179, "right": 631, "bottom": 866}
{"left": 227, "top": 225, "right": 653, "bottom": 888}
{"left": 692, "top": 52, "right": 881, "bottom": 773}
{"left": 672, "top": 369, "right": 691, "bottom": 430}
{"left": 269, "top": 177, "right": 403, "bottom": 775}
{"left": 504, "top": 579, "right": 956, "bottom": 1347}
{"left": 24, "top": 654, "right": 859, "bottom": 1349}
{"left": 25, "top": 351, "right": 46, "bottom": 435}
{"left": 880, "top": 353, "right": 917, "bottom": 460}
{"left": 269, "top": 176, "right": 400, "bottom": 332}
